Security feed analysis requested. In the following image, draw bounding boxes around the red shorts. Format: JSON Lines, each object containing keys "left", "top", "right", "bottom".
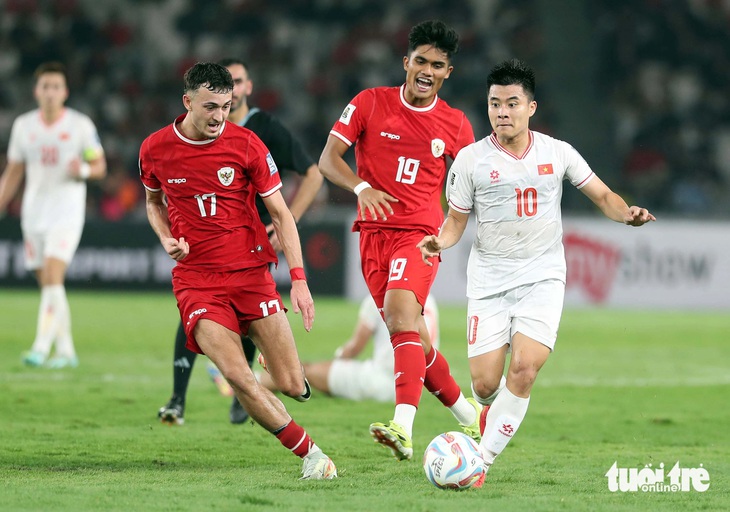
{"left": 172, "top": 265, "right": 284, "bottom": 354}
{"left": 359, "top": 228, "right": 439, "bottom": 311}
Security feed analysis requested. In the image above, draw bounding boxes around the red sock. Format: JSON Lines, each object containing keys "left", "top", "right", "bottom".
{"left": 275, "top": 420, "right": 314, "bottom": 458}
{"left": 423, "top": 347, "right": 461, "bottom": 407}
{"left": 391, "top": 331, "right": 426, "bottom": 407}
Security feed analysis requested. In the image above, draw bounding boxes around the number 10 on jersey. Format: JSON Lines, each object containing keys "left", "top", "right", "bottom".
{"left": 515, "top": 187, "right": 537, "bottom": 217}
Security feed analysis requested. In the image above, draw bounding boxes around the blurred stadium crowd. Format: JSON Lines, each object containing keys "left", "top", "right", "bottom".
{"left": 1, "top": 0, "right": 729, "bottom": 221}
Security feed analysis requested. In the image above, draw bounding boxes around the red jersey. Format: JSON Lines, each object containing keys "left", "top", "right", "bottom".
{"left": 139, "top": 114, "right": 281, "bottom": 271}
{"left": 330, "top": 85, "right": 474, "bottom": 232}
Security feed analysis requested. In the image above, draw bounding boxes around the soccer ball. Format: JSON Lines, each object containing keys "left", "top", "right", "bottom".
{"left": 423, "top": 431, "right": 486, "bottom": 490}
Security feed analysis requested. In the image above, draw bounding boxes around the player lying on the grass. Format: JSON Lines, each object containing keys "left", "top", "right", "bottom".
{"left": 139, "top": 62, "right": 335, "bottom": 480}
{"left": 259, "top": 294, "right": 439, "bottom": 402}
{"left": 418, "top": 58, "right": 655, "bottom": 478}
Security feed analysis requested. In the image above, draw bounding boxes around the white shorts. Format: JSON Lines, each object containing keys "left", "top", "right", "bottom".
{"left": 467, "top": 279, "right": 565, "bottom": 358}
{"left": 23, "top": 227, "right": 83, "bottom": 270}
{"left": 327, "top": 358, "right": 394, "bottom": 402}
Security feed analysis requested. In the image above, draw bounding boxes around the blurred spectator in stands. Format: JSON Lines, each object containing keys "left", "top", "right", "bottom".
{"left": 1, "top": 0, "right": 728, "bottom": 218}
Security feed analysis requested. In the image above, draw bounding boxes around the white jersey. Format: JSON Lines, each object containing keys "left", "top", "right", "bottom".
{"left": 360, "top": 294, "right": 439, "bottom": 370}
{"left": 447, "top": 131, "right": 594, "bottom": 298}
{"left": 7, "top": 107, "right": 103, "bottom": 232}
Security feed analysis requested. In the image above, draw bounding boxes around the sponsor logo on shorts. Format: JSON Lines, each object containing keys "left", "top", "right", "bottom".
{"left": 188, "top": 308, "right": 207, "bottom": 319}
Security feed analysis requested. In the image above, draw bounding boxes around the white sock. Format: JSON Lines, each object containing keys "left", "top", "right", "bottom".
{"left": 393, "top": 404, "right": 417, "bottom": 437}
{"left": 305, "top": 443, "right": 322, "bottom": 457}
{"left": 30, "top": 286, "right": 60, "bottom": 356}
{"left": 479, "top": 387, "right": 530, "bottom": 465}
{"left": 472, "top": 375, "right": 507, "bottom": 406}
{"left": 449, "top": 392, "right": 477, "bottom": 426}
{"left": 52, "top": 285, "right": 76, "bottom": 358}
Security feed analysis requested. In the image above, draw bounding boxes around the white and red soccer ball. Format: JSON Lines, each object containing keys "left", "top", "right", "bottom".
{"left": 423, "top": 431, "right": 486, "bottom": 490}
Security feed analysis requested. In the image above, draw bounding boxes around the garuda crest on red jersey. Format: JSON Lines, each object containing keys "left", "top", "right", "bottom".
{"left": 431, "top": 138, "right": 445, "bottom": 158}
{"left": 217, "top": 166, "right": 234, "bottom": 186}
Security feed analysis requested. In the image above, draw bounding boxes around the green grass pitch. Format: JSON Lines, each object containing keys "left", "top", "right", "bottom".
{"left": 0, "top": 289, "right": 728, "bottom": 511}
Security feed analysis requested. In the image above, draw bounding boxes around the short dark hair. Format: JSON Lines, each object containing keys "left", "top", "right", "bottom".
{"left": 183, "top": 62, "right": 234, "bottom": 95}
{"left": 216, "top": 58, "right": 250, "bottom": 71}
{"left": 34, "top": 61, "right": 67, "bottom": 83}
{"left": 487, "top": 59, "right": 536, "bottom": 99}
{"left": 408, "top": 20, "right": 459, "bottom": 59}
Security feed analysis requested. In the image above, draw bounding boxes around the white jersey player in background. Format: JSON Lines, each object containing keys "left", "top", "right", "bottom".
{"left": 259, "top": 294, "right": 439, "bottom": 402}
{"left": 0, "top": 61, "right": 106, "bottom": 369}
{"left": 418, "top": 59, "right": 654, "bottom": 476}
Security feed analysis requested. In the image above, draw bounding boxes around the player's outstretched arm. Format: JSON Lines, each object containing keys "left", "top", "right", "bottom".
{"left": 319, "top": 134, "right": 398, "bottom": 221}
{"left": 263, "top": 191, "right": 314, "bottom": 331}
{"left": 581, "top": 176, "right": 656, "bottom": 227}
{"left": 417, "top": 208, "right": 469, "bottom": 266}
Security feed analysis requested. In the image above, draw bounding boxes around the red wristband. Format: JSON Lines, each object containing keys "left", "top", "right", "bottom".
{"left": 290, "top": 267, "right": 306, "bottom": 282}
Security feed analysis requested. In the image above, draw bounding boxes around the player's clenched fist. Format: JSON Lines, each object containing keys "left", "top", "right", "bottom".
{"left": 162, "top": 236, "right": 189, "bottom": 261}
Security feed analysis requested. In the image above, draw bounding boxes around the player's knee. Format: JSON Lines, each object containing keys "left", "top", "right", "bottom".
{"left": 384, "top": 316, "right": 405, "bottom": 335}
{"left": 507, "top": 360, "right": 539, "bottom": 393}
{"left": 219, "top": 365, "right": 255, "bottom": 394}
{"left": 472, "top": 374, "right": 502, "bottom": 399}
{"left": 276, "top": 374, "right": 306, "bottom": 398}
{"left": 382, "top": 307, "right": 417, "bottom": 334}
